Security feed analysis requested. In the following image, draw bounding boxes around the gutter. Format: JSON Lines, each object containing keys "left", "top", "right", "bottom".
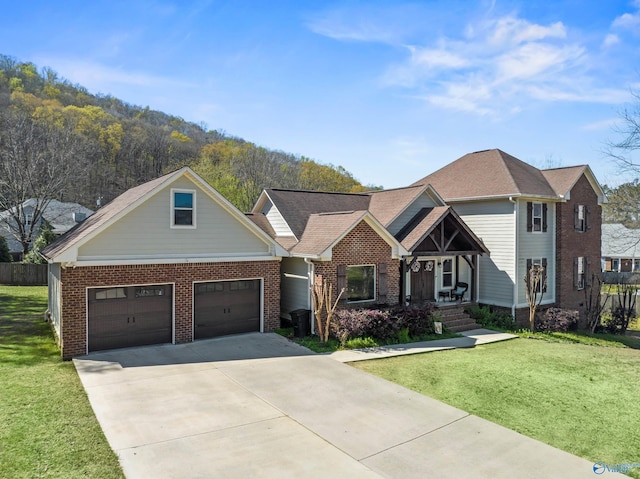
{"left": 509, "top": 196, "right": 518, "bottom": 318}
{"left": 304, "top": 257, "right": 315, "bottom": 334}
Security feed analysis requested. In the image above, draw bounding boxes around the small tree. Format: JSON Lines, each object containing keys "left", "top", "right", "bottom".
{"left": 22, "top": 221, "right": 55, "bottom": 264}
{"left": 605, "top": 283, "right": 638, "bottom": 334}
{"left": 584, "top": 273, "right": 610, "bottom": 334}
{"left": 524, "top": 263, "right": 546, "bottom": 331}
{"left": 0, "top": 235, "right": 11, "bottom": 262}
{"left": 311, "top": 275, "right": 345, "bottom": 343}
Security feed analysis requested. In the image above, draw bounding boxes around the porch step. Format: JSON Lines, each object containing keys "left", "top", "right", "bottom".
{"left": 435, "top": 304, "right": 481, "bottom": 332}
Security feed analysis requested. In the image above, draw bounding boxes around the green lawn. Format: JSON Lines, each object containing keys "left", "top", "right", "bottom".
{"left": 0, "top": 286, "right": 124, "bottom": 479}
{"left": 353, "top": 337, "right": 640, "bottom": 478}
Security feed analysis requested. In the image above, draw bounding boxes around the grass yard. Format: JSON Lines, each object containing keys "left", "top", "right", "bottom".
{"left": 354, "top": 337, "right": 640, "bottom": 478}
{"left": 0, "top": 285, "right": 124, "bottom": 479}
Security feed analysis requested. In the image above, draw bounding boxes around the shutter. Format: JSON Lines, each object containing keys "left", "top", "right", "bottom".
{"left": 586, "top": 206, "right": 591, "bottom": 230}
{"left": 574, "top": 204, "right": 580, "bottom": 231}
{"left": 378, "top": 263, "right": 387, "bottom": 304}
{"left": 526, "top": 259, "right": 532, "bottom": 290}
{"left": 586, "top": 257, "right": 591, "bottom": 286}
{"left": 542, "top": 258, "right": 547, "bottom": 293}
{"left": 526, "top": 202, "right": 533, "bottom": 232}
{"left": 337, "top": 265, "right": 347, "bottom": 302}
{"left": 573, "top": 257, "right": 579, "bottom": 289}
{"left": 542, "top": 203, "right": 548, "bottom": 232}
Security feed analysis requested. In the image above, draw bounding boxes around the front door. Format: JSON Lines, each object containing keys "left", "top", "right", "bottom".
{"left": 410, "top": 261, "right": 435, "bottom": 302}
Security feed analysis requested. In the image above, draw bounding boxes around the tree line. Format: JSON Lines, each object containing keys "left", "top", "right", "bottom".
{"left": 0, "top": 54, "right": 376, "bottom": 257}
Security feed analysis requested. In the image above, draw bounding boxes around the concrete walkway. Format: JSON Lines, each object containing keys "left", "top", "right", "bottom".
{"left": 329, "top": 328, "right": 517, "bottom": 362}
{"left": 74, "top": 333, "right": 624, "bottom": 479}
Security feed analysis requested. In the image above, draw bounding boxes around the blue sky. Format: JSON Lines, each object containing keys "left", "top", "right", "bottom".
{"left": 3, "top": 0, "right": 640, "bottom": 188}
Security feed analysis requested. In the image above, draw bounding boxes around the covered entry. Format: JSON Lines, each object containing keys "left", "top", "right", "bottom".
{"left": 194, "top": 279, "right": 261, "bottom": 339}
{"left": 88, "top": 284, "right": 173, "bottom": 352}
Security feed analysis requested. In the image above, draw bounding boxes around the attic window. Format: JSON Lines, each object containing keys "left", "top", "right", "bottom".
{"left": 171, "top": 189, "right": 196, "bottom": 228}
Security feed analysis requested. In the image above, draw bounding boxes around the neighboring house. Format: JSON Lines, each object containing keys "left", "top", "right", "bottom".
{"left": 0, "top": 199, "right": 94, "bottom": 261}
{"left": 42, "top": 167, "right": 287, "bottom": 359}
{"left": 248, "top": 184, "right": 489, "bottom": 322}
{"left": 602, "top": 223, "right": 640, "bottom": 272}
{"left": 412, "top": 149, "right": 605, "bottom": 323}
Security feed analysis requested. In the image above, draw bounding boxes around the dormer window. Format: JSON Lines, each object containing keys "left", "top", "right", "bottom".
{"left": 171, "top": 189, "right": 196, "bottom": 228}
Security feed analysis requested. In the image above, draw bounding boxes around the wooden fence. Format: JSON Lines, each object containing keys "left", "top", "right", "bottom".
{"left": 0, "top": 263, "right": 48, "bottom": 286}
{"left": 602, "top": 271, "right": 640, "bottom": 284}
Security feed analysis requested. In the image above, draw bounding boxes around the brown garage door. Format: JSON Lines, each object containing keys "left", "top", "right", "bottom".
{"left": 88, "top": 284, "right": 173, "bottom": 352}
{"left": 194, "top": 280, "right": 260, "bottom": 339}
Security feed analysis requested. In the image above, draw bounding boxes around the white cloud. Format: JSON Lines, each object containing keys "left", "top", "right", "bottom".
{"left": 486, "top": 16, "right": 566, "bottom": 46}
{"left": 602, "top": 33, "right": 620, "bottom": 48}
{"left": 612, "top": 11, "right": 640, "bottom": 30}
{"left": 496, "top": 43, "right": 585, "bottom": 81}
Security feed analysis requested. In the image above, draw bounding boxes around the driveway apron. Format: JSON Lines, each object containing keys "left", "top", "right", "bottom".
{"left": 74, "top": 333, "right": 621, "bottom": 479}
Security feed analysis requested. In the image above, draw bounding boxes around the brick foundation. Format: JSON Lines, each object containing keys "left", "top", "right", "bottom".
{"left": 58, "top": 260, "right": 280, "bottom": 359}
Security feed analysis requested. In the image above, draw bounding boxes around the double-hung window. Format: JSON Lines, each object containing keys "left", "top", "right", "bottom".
{"left": 575, "top": 256, "right": 585, "bottom": 290}
{"left": 171, "top": 189, "right": 196, "bottom": 228}
{"left": 442, "top": 258, "right": 453, "bottom": 288}
{"left": 575, "top": 204, "right": 587, "bottom": 232}
{"left": 527, "top": 202, "right": 547, "bottom": 233}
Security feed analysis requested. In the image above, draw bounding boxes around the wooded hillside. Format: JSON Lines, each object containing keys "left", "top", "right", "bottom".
{"left": 0, "top": 54, "right": 374, "bottom": 212}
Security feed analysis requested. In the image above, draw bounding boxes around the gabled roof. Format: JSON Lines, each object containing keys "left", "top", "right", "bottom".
{"left": 42, "top": 171, "right": 181, "bottom": 260}
{"left": 395, "top": 206, "right": 489, "bottom": 254}
{"left": 288, "top": 210, "right": 406, "bottom": 259}
{"left": 412, "top": 149, "right": 558, "bottom": 201}
{"left": 602, "top": 223, "right": 640, "bottom": 257}
{"left": 43, "top": 167, "right": 286, "bottom": 262}
{"left": 367, "top": 184, "right": 445, "bottom": 227}
{"left": 541, "top": 165, "right": 606, "bottom": 203}
{"left": 255, "top": 189, "right": 370, "bottom": 239}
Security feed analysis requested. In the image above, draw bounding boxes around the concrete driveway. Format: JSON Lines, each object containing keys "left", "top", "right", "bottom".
{"left": 74, "top": 333, "right": 617, "bottom": 479}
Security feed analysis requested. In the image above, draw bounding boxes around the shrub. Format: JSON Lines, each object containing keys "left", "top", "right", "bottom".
{"left": 392, "top": 304, "right": 437, "bottom": 337}
{"left": 536, "top": 308, "right": 579, "bottom": 332}
{"left": 333, "top": 308, "right": 397, "bottom": 345}
{"left": 602, "top": 306, "right": 636, "bottom": 334}
{"left": 466, "top": 304, "right": 514, "bottom": 330}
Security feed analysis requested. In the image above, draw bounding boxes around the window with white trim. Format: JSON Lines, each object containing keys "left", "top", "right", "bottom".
{"left": 532, "top": 203, "right": 543, "bottom": 232}
{"left": 442, "top": 258, "right": 453, "bottom": 288}
{"left": 575, "top": 205, "right": 586, "bottom": 232}
{"left": 575, "top": 256, "right": 585, "bottom": 290}
{"left": 346, "top": 265, "right": 376, "bottom": 303}
{"left": 171, "top": 189, "right": 196, "bottom": 228}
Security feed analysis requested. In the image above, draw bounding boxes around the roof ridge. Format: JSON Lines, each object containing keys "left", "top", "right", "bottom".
{"left": 267, "top": 188, "right": 369, "bottom": 197}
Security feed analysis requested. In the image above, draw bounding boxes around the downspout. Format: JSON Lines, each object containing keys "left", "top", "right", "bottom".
{"left": 509, "top": 196, "right": 518, "bottom": 318}
{"left": 304, "top": 257, "right": 315, "bottom": 334}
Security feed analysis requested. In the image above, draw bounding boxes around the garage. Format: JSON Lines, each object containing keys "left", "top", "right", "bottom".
{"left": 88, "top": 284, "right": 173, "bottom": 352}
{"left": 194, "top": 279, "right": 261, "bottom": 339}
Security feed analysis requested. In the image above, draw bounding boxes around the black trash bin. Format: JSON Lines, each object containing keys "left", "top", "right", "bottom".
{"left": 290, "top": 309, "right": 311, "bottom": 338}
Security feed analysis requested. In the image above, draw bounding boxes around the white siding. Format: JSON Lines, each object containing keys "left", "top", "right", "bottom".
{"left": 387, "top": 193, "right": 440, "bottom": 235}
{"left": 280, "top": 257, "right": 310, "bottom": 319}
{"left": 78, "top": 177, "right": 272, "bottom": 259}
{"left": 452, "top": 200, "right": 516, "bottom": 307}
{"left": 263, "top": 202, "right": 294, "bottom": 237}
{"left": 516, "top": 200, "right": 556, "bottom": 306}
{"left": 47, "top": 263, "right": 61, "bottom": 338}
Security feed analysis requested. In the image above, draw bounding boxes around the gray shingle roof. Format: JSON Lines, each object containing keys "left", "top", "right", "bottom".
{"left": 602, "top": 223, "right": 640, "bottom": 257}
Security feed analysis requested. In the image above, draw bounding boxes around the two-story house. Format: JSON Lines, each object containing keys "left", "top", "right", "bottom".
{"left": 412, "top": 149, "right": 605, "bottom": 324}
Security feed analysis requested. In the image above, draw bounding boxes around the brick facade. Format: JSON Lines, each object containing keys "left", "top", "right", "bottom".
{"left": 312, "top": 221, "right": 401, "bottom": 310}
{"left": 58, "top": 260, "right": 281, "bottom": 359}
{"left": 555, "top": 174, "right": 602, "bottom": 322}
